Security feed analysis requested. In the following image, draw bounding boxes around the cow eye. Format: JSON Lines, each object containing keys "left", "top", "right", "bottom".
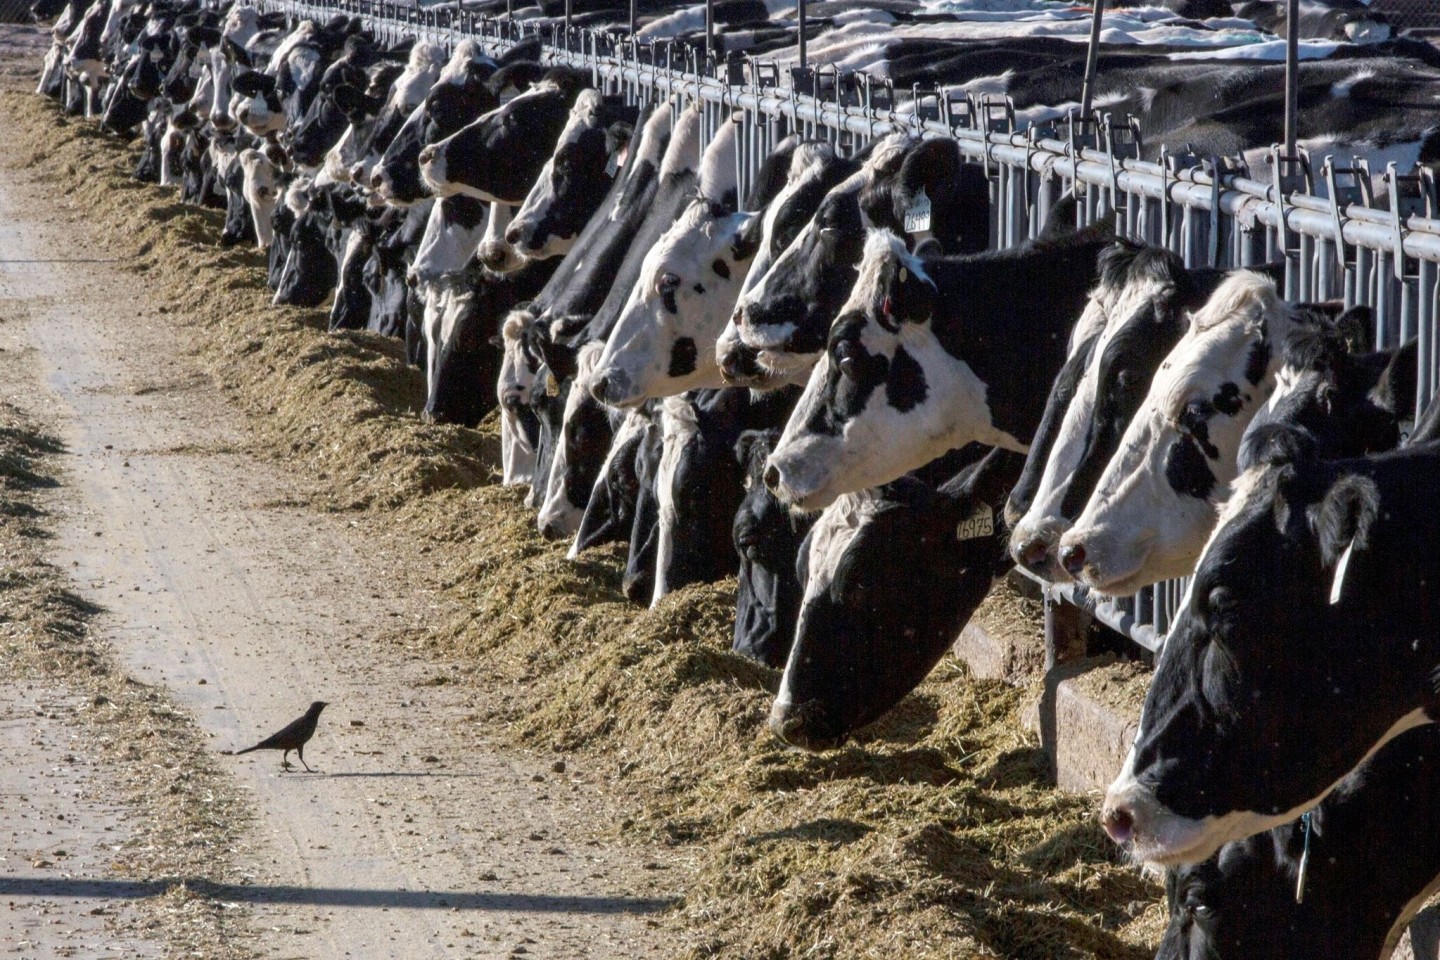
{"left": 1207, "top": 585, "right": 1236, "bottom": 615}
{"left": 658, "top": 272, "right": 681, "bottom": 291}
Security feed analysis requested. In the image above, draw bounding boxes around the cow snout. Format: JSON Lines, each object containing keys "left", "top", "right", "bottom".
{"left": 768, "top": 697, "right": 844, "bottom": 752}
{"left": 212, "top": 113, "right": 236, "bottom": 132}
{"left": 503, "top": 221, "right": 524, "bottom": 247}
{"left": 718, "top": 340, "right": 760, "bottom": 383}
{"left": 1016, "top": 537, "right": 1052, "bottom": 573}
{"left": 1100, "top": 800, "right": 1134, "bottom": 845}
{"left": 418, "top": 144, "right": 438, "bottom": 169}
{"left": 763, "top": 463, "right": 781, "bottom": 492}
{"left": 1059, "top": 542, "right": 1087, "bottom": 578}
{"left": 587, "top": 374, "right": 611, "bottom": 405}
{"left": 370, "top": 167, "right": 388, "bottom": 191}
{"left": 501, "top": 393, "right": 523, "bottom": 411}
{"left": 538, "top": 516, "right": 568, "bottom": 541}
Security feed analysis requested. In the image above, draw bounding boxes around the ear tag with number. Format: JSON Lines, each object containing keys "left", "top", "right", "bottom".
{"left": 545, "top": 373, "right": 561, "bottom": 398}
{"left": 904, "top": 187, "right": 932, "bottom": 233}
{"left": 1329, "top": 539, "right": 1355, "bottom": 605}
{"left": 956, "top": 503, "right": 994, "bottom": 542}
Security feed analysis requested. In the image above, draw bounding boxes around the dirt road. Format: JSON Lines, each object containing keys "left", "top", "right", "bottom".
{"left": 0, "top": 80, "right": 674, "bottom": 960}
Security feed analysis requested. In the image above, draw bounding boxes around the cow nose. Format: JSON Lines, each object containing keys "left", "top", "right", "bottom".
{"left": 370, "top": 167, "right": 387, "bottom": 190}
{"left": 1059, "top": 543, "right": 1087, "bottom": 578}
{"left": 418, "top": 144, "right": 437, "bottom": 167}
{"left": 212, "top": 114, "right": 236, "bottom": 131}
{"left": 538, "top": 518, "right": 566, "bottom": 541}
{"left": 503, "top": 222, "right": 524, "bottom": 246}
{"left": 587, "top": 374, "right": 610, "bottom": 404}
{"left": 1101, "top": 800, "right": 1135, "bottom": 845}
{"left": 1018, "top": 538, "right": 1051, "bottom": 573}
{"left": 763, "top": 464, "right": 781, "bottom": 492}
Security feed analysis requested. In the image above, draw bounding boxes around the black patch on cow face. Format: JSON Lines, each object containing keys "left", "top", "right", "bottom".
{"left": 1178, "top": 400, "right": 1221, "bottom": 459}
{"left": 1213, "top": 381, "right": 1243, "bottom": 416}
{"left": 711, "top": 258, "right": 730, "bottom": 280}
{"left": 668, "top": 337, "right": 698, "bottom": 378}
{"left": 692, "top": 282, "right": 705, "bottom": 295}
{"left": 886, "top": 345, "right": 927, "bottom": 411}
{"left": 804, "top": 314, "right": 889, "bottom": 437}
{"left": 1164, "top": 434, "right": 1217, "bottom": 500}
{"left": 1245, "top": 339, "right": 1271, "bottom": 386}
{"left": 660, "top": 287, "right": 678, "bottom": 315}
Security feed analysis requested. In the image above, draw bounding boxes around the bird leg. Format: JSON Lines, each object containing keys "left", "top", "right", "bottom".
{"left": 281, "top": 749, "right": 293, "bottom": 771}
{"left": 297, "top": 746, "right": 313, "bottom": 773}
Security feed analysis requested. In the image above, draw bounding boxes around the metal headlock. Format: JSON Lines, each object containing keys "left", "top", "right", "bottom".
{"left": 251, "top": 0, "right": 1440, "bottom": 657}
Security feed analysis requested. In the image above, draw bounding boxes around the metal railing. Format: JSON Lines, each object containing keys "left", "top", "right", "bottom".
{"left": 256, "top": 0, "right": 1440, "bottom": 653}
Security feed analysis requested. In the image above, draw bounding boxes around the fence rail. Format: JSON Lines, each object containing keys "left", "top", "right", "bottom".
{"left": 257, "top": 0, "right": 1440, "bottom": 654}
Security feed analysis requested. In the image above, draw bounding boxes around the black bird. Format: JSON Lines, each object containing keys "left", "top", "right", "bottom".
{"left": 232, "top": 701, "right": 328, "bottom": 772}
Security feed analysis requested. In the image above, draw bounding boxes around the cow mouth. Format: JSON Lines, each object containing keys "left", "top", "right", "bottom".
{"left": 1120, "top": 811, "right": 1227, "bottom": 867}
{"left": 767, "top": 697, "right": 846, "bottom": 751}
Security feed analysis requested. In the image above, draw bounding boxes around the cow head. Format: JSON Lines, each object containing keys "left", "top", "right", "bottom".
{"left": 717, "top": 140, "right": 858, "bottom": 389}
{"left": 589, "top": 200, "right": 756, "bottom": 407}
{"left": 506, "top": 92, "right": 635, "bottom": 261}
{"left": 1057, "top": 272, "right": 1296, "bottom": 596}
{"left": 1010, "top": 244, "right": 1217, "bottom": 581}
{"left": 769, "top": 447, "right": 1021, "bottom": 750}
{"left": 537, "top": 341, "right": 612, "bottom": 540}
{"left": 1100, "top": 441, "right": 1436, "bottom": 866}
{"left": 371, "top": 40, "right": 498, "bottom": 206}
{"left": 419, "top": 69, "right": 589, "bottom": 204}
{"left": 763, "top": 231, "right": 971, "bottom": 512}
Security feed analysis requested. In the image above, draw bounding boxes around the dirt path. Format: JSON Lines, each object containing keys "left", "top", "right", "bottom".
{"left": 0, "top": 101, "right": 673, "bottom": 960}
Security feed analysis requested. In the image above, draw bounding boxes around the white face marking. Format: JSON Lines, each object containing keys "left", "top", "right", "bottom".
{"left": 537, "top": 342, "right": 606, "bottom": 538}
{"left": 497, "top": 312, "right": 539, "bottom": 488}
{"left": 1059, "top": 271, "right": 1296, "bottom": 596}
{"left": 410, "top": 197, "right": 485, "bottom": 286}
{"left": 592, "top": 204, "right": 756, "bottom": 407}
{"left": 765, "top": 230, "right": 1023, "bottom": 512}
{"left": 1009, "top": 269, "right": 1172, "bottom": 579}
{"left": 651, "top": 395, "right": 701, "bottom": 606}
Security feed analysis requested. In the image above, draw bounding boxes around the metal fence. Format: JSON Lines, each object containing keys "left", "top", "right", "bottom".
{"left": 258, "top": 0, "right": 1440, "bottom": 654}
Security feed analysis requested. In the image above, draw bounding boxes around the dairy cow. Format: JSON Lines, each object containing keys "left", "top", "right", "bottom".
{"left": 1100, "top": 433, "right": 1440, "bottom": 865}
{"left": 764, "top": 226, "right": 1112, "bottom": 511}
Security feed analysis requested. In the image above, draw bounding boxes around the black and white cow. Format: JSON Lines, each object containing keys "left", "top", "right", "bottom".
{"left": 731, "top": 423, "right": 812, "bottom": 668}
{"left": 1100, "top": 432, "right": 1440, "bottom": 865}
{"left": 1156, "top": 725, "right": 1440, "bottom": 960}
{"left": 418, "top": 67, "right": 590, "bottom": 204}
{"left": 1008, "top": 243, "right": 1235, "bottom": 581}
{"left": 1056, "top": 273, "right": 1324, "bottom": 596}
{"left": 569, "top": 404, "right": 657, "bottom": 559}
{"left": 504, "top": 90, "right": 637, "bottom": 261}
{"left": 369, "top": 39, "right": 504, "bottom": 206}
{"left": 1241, "top": 315, "right": 1416, "bottom": 467}
{"left": 769, "top": 446, "right": 1024, "bottom": 750}
{"left": 764, "top": 226, "right": 1112, "bottom": 512}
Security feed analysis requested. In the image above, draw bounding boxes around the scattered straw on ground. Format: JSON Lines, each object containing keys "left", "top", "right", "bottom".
{"left": 0, "top": 396, "right": 256, "bottom": 959}
{"left": 0, "top": 81, "right": 1164, "bottom": 960}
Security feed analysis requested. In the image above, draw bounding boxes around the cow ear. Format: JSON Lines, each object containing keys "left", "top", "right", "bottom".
{"left": 1375, "top": 337, "right": 1419, "bottom": 420}
{"left": 187, "top": 25, "right": 220, "bottom": 48}
{"left": 1314, "top": 473, "right": 1380, "bottom": 569}
{"left": 222, "top": 37, "right": 250, "bottom": 67}
{"left": 912, "top": 237, "right": 943, "bottom": 258}
{"left": 1335, "top": 305, "right": 1373, "bottom": 354}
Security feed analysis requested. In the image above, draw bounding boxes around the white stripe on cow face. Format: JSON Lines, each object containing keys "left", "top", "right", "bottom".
{"left": 537, "top": 342, "right": 605, "bottom": 539}
{"left": 765, "top": 231, "right": 1019, "bottom": 513}
{"left": 507, "top": 90, "right": 608, "bottom": 262}
{"left": 1008, "top": 269, "right": 1167, "bottom": 581}
{"left": 771, "top": 489, "right": 884, "bottom": 717}
{"left": 410, "top": 196, "right": 483, "bottom": 287}
{"left": 591, "top": 203, "right": 758, "bottom": 408}
{"left": 651, "top": 394, "right": 699, "bottom": 606}
{"left": 497, "top": 312, "right": 540, "bottom": 489}
{"left": 1059, "top": 271, "right": 1297, "bottom": 597}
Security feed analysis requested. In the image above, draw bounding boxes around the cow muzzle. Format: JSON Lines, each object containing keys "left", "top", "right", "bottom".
{"left": 767, "top": 696, "right": 845, "bottom": 752}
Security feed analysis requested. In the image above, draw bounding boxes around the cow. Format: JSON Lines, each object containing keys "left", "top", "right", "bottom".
{"left": 569, "top": 405, "right": 656, "bottom": 560}
{"left": 763, "top": 226, "right": 1112, "bottom": 512}
{"left": 731, "top": 424, "right": 813, "bottom": 668}
{"left": 369, "top": 39, "right": 502, "bottom": 206}
{"left": 588, "top": 121, "right": 760, "bottom": 407}
{"left": 769, "top": 446, "right": 1024, "bottom": 750}
{"left": 418, "top": 68, "right": 591, "bottom": 204}
{"left": 1156, "top": 726, "right": 1440, "bottom": 960}
{"left": 504, "top": 90, "right": 637, "bottom": 261}
{"left": 652, "top": 386, "right": 796, "bottom": 605}
{"left": 1099, "top": 432, "right": 1440, "bottom": 866}
{"left": 1241, "top": 314, "right": 1416, "bottom": 467}
{"left": 536, "top": 343, "right": 616, "bottom": 539}
{"left": 1056, "top": 274, "right": 1336, "bottom": 596}
{"left": 1007, "top": 243, "right": 1235, "bottom": 581}
{"left": 496, "top": 311, "right": 545, "bottom": 489}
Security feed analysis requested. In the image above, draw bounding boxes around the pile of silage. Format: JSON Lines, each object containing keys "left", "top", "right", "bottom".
{"left": 0, "top": 85, "right": 1166, "bottom": 959}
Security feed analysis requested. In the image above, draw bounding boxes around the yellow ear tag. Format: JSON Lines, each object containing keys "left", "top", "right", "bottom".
{"left": 955, "top": 503, "right": 994, "bottom": 542}
{"left": 545, "top": 373, "right": 560, "bottom": 397}
{"left": 899, "top": 266, "right": 909, "bottom": 283}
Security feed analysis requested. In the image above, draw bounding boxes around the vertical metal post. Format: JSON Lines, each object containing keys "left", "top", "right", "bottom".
{"left": 705, "top": 0, "right": 714, "bottom": 64}
{"left": 629, "top": 0, "right": 636, "bottom": 35}
{"left": 1283, "top": 0, "right": 1299, "bottom": 155}
{"left": 565, "top": 0, "right": 572, "bottom": 34}
{"left": 797, "top": 0, "right": 807, "bottom": 70}
{"left": 1078, "top": 0, "right": 1105, "bottom": 119}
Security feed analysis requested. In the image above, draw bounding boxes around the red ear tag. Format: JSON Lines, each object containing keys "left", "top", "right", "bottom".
{"left": 882, "top": 295, "right": 892, "bottom": 318}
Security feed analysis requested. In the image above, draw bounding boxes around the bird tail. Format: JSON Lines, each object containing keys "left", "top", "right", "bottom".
{"left": 233, "top": 745, "right": 260, "bottom": 755}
